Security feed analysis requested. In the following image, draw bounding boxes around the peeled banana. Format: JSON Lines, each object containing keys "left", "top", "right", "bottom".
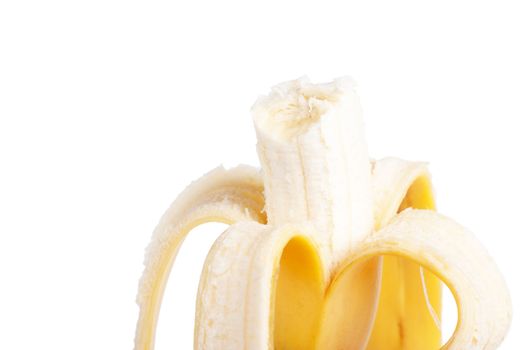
{"left": 134, "top": 77, "right": 511, "bottom": 350}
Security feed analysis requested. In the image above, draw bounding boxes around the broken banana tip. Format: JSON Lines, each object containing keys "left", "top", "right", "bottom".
{"left": 135, "top": 76, "right": 511, "bottom": 350}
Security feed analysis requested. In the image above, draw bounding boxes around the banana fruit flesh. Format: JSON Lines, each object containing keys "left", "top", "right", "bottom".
{"left": 134, "top": 77, "right": 511, "bottom": 349}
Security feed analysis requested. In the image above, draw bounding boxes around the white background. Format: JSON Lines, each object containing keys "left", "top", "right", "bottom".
{"left": 0, "top": 0, "right": 523, "bottom": 349}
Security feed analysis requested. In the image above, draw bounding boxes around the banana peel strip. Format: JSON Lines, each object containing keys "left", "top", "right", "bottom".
{"left": 359, "top": 209, "right": 512, "bottom": 350}
{"left": 134, "top": 165, "right": 265, "bottom": 350}
{"left": 368, "top": 157, "right": 442, "bottom": 349}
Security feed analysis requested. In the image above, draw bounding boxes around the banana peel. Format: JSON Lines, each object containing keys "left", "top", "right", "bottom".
{"left": 134, "top": 77, "right": 511, "bottom": 350}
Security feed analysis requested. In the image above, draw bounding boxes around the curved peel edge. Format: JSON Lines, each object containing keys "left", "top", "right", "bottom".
{"left": 356, "top": 209, "right": 512, "bottom": 350}
{"left": 134, "top": 165, "right": 265, "bottom": 350}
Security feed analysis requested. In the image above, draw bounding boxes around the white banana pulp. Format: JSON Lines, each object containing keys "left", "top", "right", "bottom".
{"left": 134, "top": 77, "right": 511, "bottom": 350}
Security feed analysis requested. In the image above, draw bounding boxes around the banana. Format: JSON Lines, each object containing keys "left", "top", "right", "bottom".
{"left": 134, "top": 77, "right": 511, "bottom": 350}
